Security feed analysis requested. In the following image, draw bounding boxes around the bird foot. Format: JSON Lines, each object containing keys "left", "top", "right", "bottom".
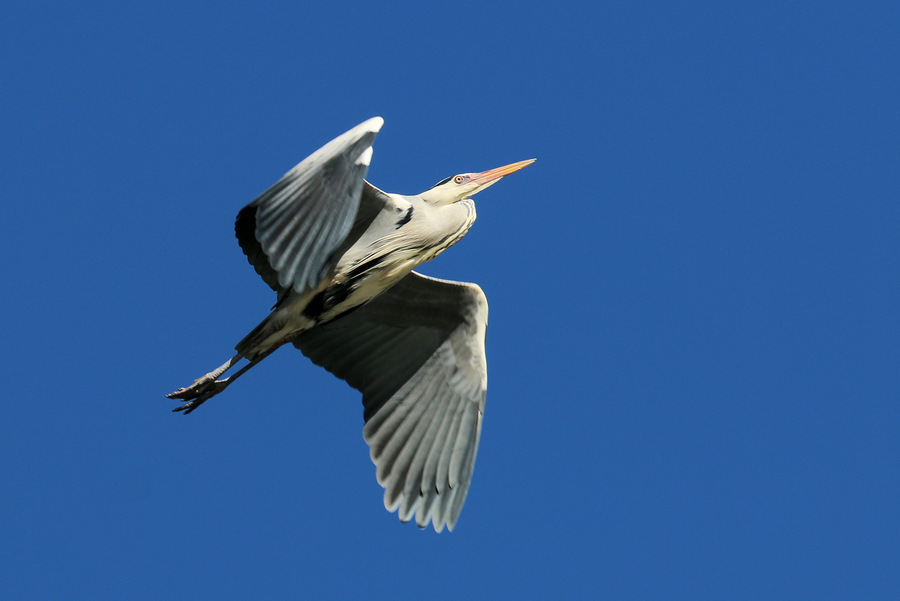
{"left": 167, "top": 376, "right": 228, "bottom": 414}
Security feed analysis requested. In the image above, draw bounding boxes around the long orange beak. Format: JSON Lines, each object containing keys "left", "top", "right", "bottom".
{"left": 471, "top": 159, "right": 536, "bottom": 186}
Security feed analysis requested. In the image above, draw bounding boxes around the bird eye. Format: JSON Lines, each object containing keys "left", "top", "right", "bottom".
{"left": 454, "top": 175, "right": 466, "bottom": 184}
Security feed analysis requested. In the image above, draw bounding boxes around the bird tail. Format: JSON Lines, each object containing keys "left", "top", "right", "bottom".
{"left": 233, "top": 313, "right": 287, "bottom": 360}
{"left": 234, "top": 304, "right": 315, "bottom": 360}
{"left": 234, "top": 321, "right": 266, "bottom": 359}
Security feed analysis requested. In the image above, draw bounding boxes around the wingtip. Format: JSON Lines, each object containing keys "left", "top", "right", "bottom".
{"left": 363, "top": 116, "right": 384, "bottom": 132}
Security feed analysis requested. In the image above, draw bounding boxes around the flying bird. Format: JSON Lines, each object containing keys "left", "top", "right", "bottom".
{"left": 168, "top": 117, "right": 534, "bottom": 531}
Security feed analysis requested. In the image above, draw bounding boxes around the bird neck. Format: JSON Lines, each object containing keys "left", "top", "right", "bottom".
{"left": 419, "top": 199, "right": 477, "bottom": 263}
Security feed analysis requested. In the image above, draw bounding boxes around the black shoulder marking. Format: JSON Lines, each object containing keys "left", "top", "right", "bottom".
{"left": 347, "top": 255, "right": 386, "bottom": 280}
{"left": 395, "top": 206, "right": 414, "bottom": 229}
{"left": 303, "top": 282, "right": 353, "bottom": 319}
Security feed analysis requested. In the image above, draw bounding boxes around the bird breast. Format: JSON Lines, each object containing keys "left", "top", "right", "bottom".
{"left": 311, "top": 196, "right": 476, "bottom": 324}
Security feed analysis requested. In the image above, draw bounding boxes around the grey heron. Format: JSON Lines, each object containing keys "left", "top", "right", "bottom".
{"left": 168, "top": 117, "right": 534, "bottom": 531}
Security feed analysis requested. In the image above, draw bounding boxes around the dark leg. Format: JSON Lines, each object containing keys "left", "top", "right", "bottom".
{"left": 167, "top": 354, "right": 242, "bottom": 414}
{"left": 167, "top": 348, "right": 277, "bottom": 414}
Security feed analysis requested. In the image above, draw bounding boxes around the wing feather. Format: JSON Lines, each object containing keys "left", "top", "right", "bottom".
{"left": 234, "top": 117, "right": 384, "bottom": 294}
{"left": 294, "top": 271, "right": 488, "bottom": 531}
{"left": 400, "top": 382, "right": 453, "bottom": 516}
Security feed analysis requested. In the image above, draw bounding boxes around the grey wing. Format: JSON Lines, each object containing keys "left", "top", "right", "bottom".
{"left": 234, "top": 117, "right": 384, "bottom": 294}
{"left": 294, "top": 272, "right": 489, "bottom": 532}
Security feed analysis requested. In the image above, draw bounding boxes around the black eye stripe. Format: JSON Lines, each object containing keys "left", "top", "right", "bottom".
{"left": 429, "top": 176, "right": 453, "bottom": 189}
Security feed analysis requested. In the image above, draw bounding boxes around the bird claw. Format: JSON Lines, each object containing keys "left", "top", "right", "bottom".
{"left": 167, "top": 377, "right": 227, "bottom": 414}
{"left": 171, "top": 397, "right": 209, "bottom": 414}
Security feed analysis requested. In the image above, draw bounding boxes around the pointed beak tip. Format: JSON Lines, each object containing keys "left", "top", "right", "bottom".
{"left": 473, "top": 158, "right": 537, "bottom": 185}
{"left": 510, "top": 158, "right": 537, "bottom": 170}
{"left": 503, "top": 158, "right": 537, "bottom": 175}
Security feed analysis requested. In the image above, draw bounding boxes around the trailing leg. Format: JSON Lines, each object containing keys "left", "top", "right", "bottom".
{"left": 167, "top": 354, "right": 241, "bottom": 414}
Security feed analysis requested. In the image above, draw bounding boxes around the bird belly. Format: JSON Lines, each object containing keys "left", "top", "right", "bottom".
{"left": 316, "top": 258, "right": 417, "bottom": 323}
{"left": 241, "top": 248, "right": 423, "bottom": 357}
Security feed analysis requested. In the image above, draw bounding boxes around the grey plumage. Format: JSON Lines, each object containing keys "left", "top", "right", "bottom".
{"left": 296, "top": 272, "right": 487, "bottom": 530}
{"left": 168, "top": 117, "right": 533, "bottom": 531}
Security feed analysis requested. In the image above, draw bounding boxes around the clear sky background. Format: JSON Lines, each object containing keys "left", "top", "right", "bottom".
{"left": 2, "top": 2, "right": 897, "bottom": 599}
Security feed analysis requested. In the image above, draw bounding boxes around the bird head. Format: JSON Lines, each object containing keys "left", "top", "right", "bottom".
{"left": 420, "top": 159, "right": 535, "bottom": 205}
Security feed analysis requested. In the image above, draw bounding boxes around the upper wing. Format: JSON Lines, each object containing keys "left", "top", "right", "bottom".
{"left": 293, "top": 272, "right": 489, "bottom": 532}
{"left": 234, "top": 117, "right": 384, "bottom": 294}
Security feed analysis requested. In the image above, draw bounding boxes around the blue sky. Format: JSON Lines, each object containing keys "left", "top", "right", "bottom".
{"left": 2, "top": 1, "right": 898, "bottom": 599}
